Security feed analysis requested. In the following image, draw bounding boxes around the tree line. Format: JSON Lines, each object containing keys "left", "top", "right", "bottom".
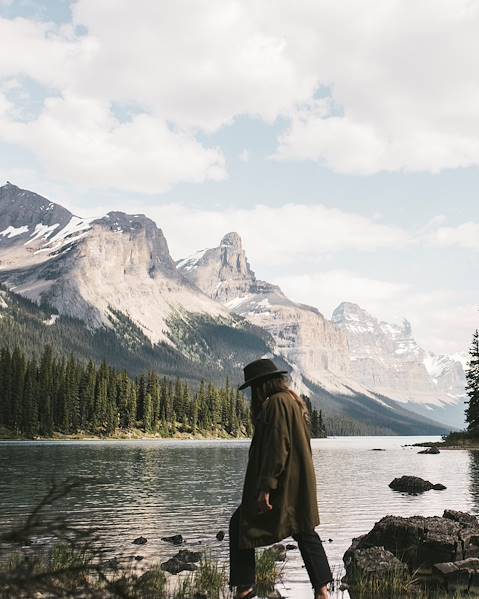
{"left": 0, "top": 344, "right": 327, "bottom": 439}
{"left": 0, "top": 345, "right": 254, "bottom": 438}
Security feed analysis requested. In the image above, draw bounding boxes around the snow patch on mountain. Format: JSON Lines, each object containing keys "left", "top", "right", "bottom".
{"left": 332, "top": 301, "right": 466, "bottom": 411}
{"left": 0, "top": 225, "right": 30, "bottom": 238}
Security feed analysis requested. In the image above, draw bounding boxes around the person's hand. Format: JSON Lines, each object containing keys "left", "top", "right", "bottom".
{"left": 257, "top": 490, "right": 273, "bottom": 513}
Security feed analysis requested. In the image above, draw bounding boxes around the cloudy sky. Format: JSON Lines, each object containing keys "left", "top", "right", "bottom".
{"left": 0, "top": 0, "right": 478, "bottom": 354}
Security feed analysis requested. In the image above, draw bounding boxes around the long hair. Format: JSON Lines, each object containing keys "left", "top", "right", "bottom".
{"left": 251, "top": 374, "right": 310, "bottom": 425}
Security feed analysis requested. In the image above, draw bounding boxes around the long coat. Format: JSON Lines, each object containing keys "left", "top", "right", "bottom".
{"left": 238, "top": 389, "right": 320, "bottom": 549}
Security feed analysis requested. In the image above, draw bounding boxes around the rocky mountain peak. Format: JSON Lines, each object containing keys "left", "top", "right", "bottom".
{"left": 93, "top": 211, "right": 176, "bottom": 274}
{"left": 220, "top": 231, "right": 243, "bottom": 249}
{"left": 176, "top": 232, "right": 257, "bottom": 302}
{"left": 0, "top": 182, "right": 73, "bottom": 238}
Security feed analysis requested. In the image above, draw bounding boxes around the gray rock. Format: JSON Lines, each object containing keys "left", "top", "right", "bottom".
{"left": 265, "top": 544, "right": 287, "bottom": 561}
{"left": 173, "top": 549, "right": 202, "bottom": 563}
{"left": 444, "top": 509, "right": 479, "bottom": 526}
{"left": 389, "top": 475, "right": 446, "bottom": 493}
{"left": 346, "top": 513, "right": 479, "bottom": 571}
{"left": 161, "top": 534, "right": 184, "bottom": 545}
{"left": 433, "top": 557, "right": 479, "bottom": 593}
{"left": 160, "top": 557, "right": 197, "bottom": 575}
{"left": 343, "top": 545, "right": 408, "bottom": 583}
{"left": 132, "top": 536, "right": 147, "bottom": 545}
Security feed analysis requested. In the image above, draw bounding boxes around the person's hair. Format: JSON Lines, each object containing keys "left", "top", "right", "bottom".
{"left": 250, "top": 374, "right": 310, "bottom": 424}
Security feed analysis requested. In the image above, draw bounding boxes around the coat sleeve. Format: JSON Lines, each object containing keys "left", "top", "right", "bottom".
{"left": 256, "top": 396, "right": 291, "bottom": 492}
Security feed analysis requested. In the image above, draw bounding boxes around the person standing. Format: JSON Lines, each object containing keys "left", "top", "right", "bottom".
{"left": 229, "top": 358, "right": 332, "bottom": 599}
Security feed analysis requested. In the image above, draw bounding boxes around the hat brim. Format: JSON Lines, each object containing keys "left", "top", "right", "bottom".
{"left": 237, "top": 369, "right": 288, "bottom": 391}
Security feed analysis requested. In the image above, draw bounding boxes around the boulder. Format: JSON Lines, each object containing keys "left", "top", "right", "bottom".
{"left": 389, "top": 475, "right": 446, "bottom": 493}
{"left": 343, "top": 511, "right": 479, "bottom": 594}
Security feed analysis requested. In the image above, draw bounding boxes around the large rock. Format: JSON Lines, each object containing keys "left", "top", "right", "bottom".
{"left": 389, "top": 475, "right": 446, "bottom": 493}
{"left": 433, "top": 558, "right": 479, "bottom": 593}
{"left": 343, "top": 510, "right": 479, "bottom": 594}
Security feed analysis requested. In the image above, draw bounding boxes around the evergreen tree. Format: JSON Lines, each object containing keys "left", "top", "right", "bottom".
{"left": 38, "top": 346, "right": 54, "bottom": 436}
{"left": 143, "top": 393, "right": 153, "bottom": 432}
{"left": 466, "top": 330, "right": 479, "bottom": 431}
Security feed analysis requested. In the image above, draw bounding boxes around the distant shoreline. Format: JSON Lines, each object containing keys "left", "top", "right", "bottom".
{"left": 0, "top": 429, "right": 251, "bottom": 442}
{"left": 413, "top": 438, "right": 479, "bottom": 450}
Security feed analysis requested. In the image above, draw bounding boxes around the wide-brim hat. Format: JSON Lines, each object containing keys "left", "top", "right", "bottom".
{"left": 238, "top": 358, "right": 288, "bottom": 390}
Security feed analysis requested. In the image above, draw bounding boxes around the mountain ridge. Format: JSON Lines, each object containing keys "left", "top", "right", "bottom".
{"left": 0, "top": 182, "right": 462, "bottom": 434}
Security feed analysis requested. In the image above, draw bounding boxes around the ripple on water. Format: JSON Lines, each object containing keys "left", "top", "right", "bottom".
{"left": 0, "top": 436, "right": 476, "bottom": 598}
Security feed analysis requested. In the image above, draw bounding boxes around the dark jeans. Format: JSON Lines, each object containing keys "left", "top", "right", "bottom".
{"left": 229, "top": 506, "right": 333, "bottom": 592}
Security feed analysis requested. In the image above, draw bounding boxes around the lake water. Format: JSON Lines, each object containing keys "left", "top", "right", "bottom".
{"left": 1, "top": 436, "right": 478, "bottom": 598}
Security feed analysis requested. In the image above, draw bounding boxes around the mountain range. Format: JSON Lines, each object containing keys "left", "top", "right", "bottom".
{"left": 0, "top": 182, "right": 467, "bottom": 434}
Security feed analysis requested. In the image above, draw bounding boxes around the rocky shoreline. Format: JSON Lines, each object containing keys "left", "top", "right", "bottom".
{"left": 342, "top": 509, "right": 479, "bottom": 596}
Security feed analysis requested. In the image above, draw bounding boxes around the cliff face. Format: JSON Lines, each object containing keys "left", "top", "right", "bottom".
{"left": 0, "top": 184, "right": 231, "bottom": 345}
{"left": 179, "top": 235, "right": 466, "bottom": 427}
{"left": 177, "top": 232, "right": 353, "bottom": 391}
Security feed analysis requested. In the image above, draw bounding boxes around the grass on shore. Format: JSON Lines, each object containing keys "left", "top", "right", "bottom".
{"left": 0, "top": 424, "right": 249, "bottom": 442}
{"left": 338, "top": 564, "right": 479, "bottom": 598}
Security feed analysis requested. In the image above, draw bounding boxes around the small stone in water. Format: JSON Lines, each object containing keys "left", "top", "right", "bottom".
{"left": 160, "top": 557, "right": 197, "bottom": 575}
{"left": 286, "top": 543, "right": 297, "bottom": 550}
{"left": 216, "top": 530, "right": 225, "bottom": 541}
{"left": 132, "top": 536, "right": 147, "bottom": 545}
{"left": 134, "top": 555, "right": 144, "bottom": 561}
{"left": 174, "top": 549, "right": 202, "bottom": 563}
{"left": 161, "top": 534, "right": 184, "bottom": 545}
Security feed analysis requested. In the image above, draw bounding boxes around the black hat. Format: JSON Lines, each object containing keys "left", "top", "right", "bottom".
{"left": 238, "top": 358, "right": 288, "bottom": 390}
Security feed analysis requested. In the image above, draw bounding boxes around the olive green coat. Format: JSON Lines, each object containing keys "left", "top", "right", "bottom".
{"left": 238, "top": 389, "right": 320, "bottom": 549}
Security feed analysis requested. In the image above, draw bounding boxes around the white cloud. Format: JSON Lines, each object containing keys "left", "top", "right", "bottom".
{"left": 0, "top": 93, "right": 225, "bottom": 193}
{"left": 2, "top": 0, "right": 479, "bottom": 186}
{"left": 428, "top": 222, "right": 479, "bottom": 250}
{"left": 140, "top": 202, "right": 411, "bottom": 267}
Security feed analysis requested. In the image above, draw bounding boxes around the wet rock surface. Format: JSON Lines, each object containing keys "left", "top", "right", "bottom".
{"left": 389, "top": 475, "right": 446, "bottom": 493}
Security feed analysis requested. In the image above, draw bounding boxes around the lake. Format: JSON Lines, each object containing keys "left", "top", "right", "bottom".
{"left": 1, "top": 436, "right": 477, "bottom": 598}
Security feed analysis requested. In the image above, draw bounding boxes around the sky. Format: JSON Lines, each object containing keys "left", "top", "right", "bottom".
{"left": 0, "top": 0, "right": 478, "bottom": 355}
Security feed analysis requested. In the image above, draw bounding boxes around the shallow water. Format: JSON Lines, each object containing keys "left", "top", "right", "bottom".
{"left": 0, "top": 436, "right": 476, "bottom": 598}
